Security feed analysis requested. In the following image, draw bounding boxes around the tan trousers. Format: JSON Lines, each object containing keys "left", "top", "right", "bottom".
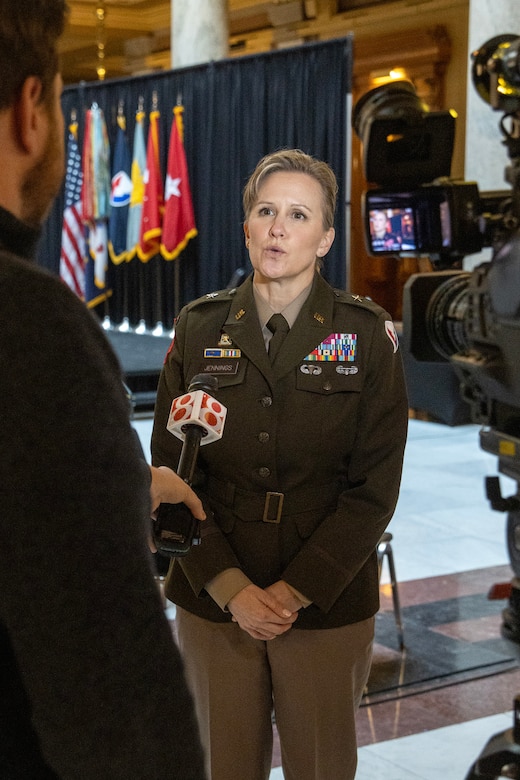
{"left": 175, "top": 608, "right": 374, "bottom": 780}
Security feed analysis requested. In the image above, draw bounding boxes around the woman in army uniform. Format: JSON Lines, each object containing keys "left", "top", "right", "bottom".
{"left": 152, "top": 149, "right": 409, "bottom": 780}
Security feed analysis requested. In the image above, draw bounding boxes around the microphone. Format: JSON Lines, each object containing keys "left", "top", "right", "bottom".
{"left": 153, "top": 374, "right": 226, "bottom": 557}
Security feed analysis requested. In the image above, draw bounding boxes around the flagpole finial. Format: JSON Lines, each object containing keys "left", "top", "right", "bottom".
{"left": 176, "top": 92, "right": 183, "bottom": 106}
{"left": 117, "top": 99, "right": 126, "bottom": 131}
{"left": 152, "top": 90, "right": 159, "bottom": 111}
{"left": 138, "top": 95, "right": 144, "bottom": 113}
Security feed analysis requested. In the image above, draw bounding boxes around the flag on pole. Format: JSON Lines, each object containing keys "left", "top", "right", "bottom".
{"left": 82, "top": 104, "right": 111, "bottom": 308}
{"left": 137, "top": 108, "right": 164, "bottom": 262}
{"left": 108, "top": 111, "right": 132, "bottom": 265}
{"left": 59, "top": 116, "right": 86, "bottom": 298}
{"left": 126, "top": 108, "right": 146, "bottom": 260}
{"left": 161, "top": 104, "right": 197, "bottom": 260}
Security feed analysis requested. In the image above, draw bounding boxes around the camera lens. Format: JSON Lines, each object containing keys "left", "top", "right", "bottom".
{"left": 351, "top": 81, "right": 423, "bottom": 142}
{"left": 471, "top": 34, "right": 520, "bottom": 108}
{"left": 500, "top": 37, "right": 520, "bottom": 89}
{"left": 425, "top": 273, "right": 471, "bottom": 360}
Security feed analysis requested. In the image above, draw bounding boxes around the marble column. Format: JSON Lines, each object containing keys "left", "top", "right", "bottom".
{"left": 171, "top": 0, "right": 229, "bottom": 69}
{"left": 465, "top": 0, "right": 520, "bottom": 191}
{"left": 462, "top": 0, "right": 519, "bottom": 267}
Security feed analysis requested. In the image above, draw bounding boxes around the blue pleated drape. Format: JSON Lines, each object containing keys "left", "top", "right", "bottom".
{"left": 39, "top": 37, "right": 352, "bottom": 328}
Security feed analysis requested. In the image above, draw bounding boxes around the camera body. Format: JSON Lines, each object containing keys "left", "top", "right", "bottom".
{"left": 353, "top": 39, "right": 520, "bottom": 614}
{"left": 364, "top": 182, "right": 483, "bottom": 259}
{"left": 352, "top": 39, "right": 520, "bottom": 436}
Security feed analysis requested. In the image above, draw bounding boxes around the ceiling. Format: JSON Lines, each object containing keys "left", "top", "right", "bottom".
{"left": 59, "top": 0, "right": 383, "bottom": 84}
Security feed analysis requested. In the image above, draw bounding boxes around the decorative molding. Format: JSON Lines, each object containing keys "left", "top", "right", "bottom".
{"left": 352, "top": 25, "right": 451, "bottom": 110}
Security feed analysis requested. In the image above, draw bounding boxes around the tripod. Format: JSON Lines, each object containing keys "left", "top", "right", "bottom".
{"left": 464, "top": 697, "right": 520, "bottom": 779}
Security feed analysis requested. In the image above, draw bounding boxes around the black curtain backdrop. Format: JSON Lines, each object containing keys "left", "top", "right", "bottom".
{"left": 39, "top": 38, "right": 352, "bottom": 329}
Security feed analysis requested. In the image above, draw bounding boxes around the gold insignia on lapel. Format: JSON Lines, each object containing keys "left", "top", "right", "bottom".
{"left": 235, "top": 309, "right": 246, "bottom": 320}
{"left": 313, "top": 312, "right": 325, "bottom": 324}
{"left": 218, "top": 333, "right": 233, "bottom": 347}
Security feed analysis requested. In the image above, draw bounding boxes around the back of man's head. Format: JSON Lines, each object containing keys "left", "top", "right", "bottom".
{"left": 0, "top": 1, "right": 68, "bottom": 110}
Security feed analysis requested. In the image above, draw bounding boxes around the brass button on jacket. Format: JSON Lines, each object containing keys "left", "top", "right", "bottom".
{"left": 151, "top": 272, "right": 409, "bottom": 630}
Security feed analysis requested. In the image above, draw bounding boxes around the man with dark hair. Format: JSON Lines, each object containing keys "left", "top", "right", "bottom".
{"left": 0, "top": 2, "right": 206, "bottom": 777}
{"left": 0, "top": 1, "right": 66, "bottom": 110}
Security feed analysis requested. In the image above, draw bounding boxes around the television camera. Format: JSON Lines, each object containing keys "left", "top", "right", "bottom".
{"left": 354, "top": 36, "right": 520, "bottom": 778}
{"left": 352, "top": 34, "right": 520, "bottom": 644}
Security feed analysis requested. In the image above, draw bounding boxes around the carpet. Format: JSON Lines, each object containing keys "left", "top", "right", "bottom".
{"left": 363, "top": 591, "right": 520, "bottom": 705}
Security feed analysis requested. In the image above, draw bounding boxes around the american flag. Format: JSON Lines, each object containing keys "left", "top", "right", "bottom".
{"left": 59, "top": 120, "right": 86, "bottom": 298}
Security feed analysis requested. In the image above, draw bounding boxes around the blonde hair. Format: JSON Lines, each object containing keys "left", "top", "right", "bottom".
{"left": 243, "top": 149, "right": 338, "bottom": 230}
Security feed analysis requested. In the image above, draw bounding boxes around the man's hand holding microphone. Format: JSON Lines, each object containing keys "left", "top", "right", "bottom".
{"left": 153, "top": 374, "right": 226, "bottom": 556}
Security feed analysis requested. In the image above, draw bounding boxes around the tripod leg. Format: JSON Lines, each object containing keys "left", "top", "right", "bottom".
{"left": 463, "top": 727, "right": 520, "bottom": 779}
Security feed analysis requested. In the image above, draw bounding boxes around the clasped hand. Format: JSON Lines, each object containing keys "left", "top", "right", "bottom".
{"left": 227, "top": 581, "right": 302, "bottom": 640}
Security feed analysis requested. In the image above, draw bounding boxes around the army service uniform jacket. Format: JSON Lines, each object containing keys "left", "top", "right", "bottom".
{"left": 152, "top": 272, "right": 409, "bottom": 630}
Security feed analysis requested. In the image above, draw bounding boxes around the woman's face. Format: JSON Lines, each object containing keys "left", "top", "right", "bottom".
{"left": 244, "top": 171, "right": 334, "bottom": 287}
{"left": 371, "top": 211, "right": 387, "bottom": 237}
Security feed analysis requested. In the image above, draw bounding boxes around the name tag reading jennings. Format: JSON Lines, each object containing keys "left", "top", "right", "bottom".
{"left": 203, "top": 347, "right": 241, "bottom": 375}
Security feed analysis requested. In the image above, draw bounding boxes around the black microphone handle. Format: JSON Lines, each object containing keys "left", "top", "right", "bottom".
{"left": 154, "top": 423, "right": 203, "bottom": 554}
{"left": 153, "top": 374, "right": 219, "bottom": 557}
{"left": 175, "top": 372, "right": 219, "bottom": 484}
{"left": 176, "top": 370, "right": 218, "bottom": 484}
{"left": 176, "top": 423, "right": 205, "bottom": 486}
{"left": 153, "top": 425, "right": 204, "bottom": 556}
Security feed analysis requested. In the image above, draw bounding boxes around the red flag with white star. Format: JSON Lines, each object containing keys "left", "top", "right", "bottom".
{"left": 160, "top": 105, "right": 197, "bottom": 260}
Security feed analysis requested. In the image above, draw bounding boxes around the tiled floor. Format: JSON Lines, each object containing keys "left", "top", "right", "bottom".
{"left": 350, "top": 419, "right": 520, "bottom": 780}
{"left": 134, "top": 416, "right": 520, "bottom": 779}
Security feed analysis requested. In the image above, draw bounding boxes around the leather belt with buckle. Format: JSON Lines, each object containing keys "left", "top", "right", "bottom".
{"left": 263, "top": 491, "right": 284, "bottom": 523}
{"left": 207, "top": 475, "right": 341, "bottom": 524}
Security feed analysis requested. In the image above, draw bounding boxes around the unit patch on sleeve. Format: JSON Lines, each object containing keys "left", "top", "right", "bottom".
{"left": 304, "top": 333, "right": 357, "bottom": 362}
{"left": 384, "top": 321, "right": 399, "bottom": 353}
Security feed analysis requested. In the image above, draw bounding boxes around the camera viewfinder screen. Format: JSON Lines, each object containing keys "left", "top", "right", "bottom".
{"left": 368, "top": 207, "right": 416, "bottom": 253}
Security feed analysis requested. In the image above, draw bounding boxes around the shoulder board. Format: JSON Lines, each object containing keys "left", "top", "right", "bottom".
{"left": 185, "top": 287, "right": 237, "bottom": 312}
{"left": 333, "top": 288, "right": 387, "bottom": 316}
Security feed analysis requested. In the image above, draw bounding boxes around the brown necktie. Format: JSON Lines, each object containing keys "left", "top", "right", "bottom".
{"left": 267, "top": 314, "right": 290, "bottom": 362}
